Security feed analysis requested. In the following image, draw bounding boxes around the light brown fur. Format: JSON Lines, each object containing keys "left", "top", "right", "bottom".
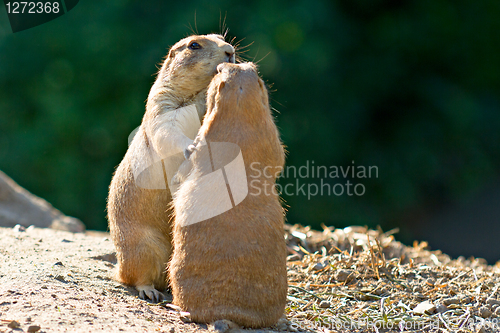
{"left": 169, "top": 62, "right": 287, "bottom": 327}
{"left": 107, "top": 34, "right": 235, "bottom": 301}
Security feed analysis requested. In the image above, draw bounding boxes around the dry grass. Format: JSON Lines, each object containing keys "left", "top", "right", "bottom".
{"left": 284, "top": 224, "right": 500, "bottom": 333}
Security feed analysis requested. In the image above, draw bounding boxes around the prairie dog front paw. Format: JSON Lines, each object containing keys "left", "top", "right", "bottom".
{"left": 171, "top": 158, "right": 193, "bottom": 187}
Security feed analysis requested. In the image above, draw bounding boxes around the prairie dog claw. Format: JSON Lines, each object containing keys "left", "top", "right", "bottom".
{"left": 184, "top": 144, "right": 197, "bottom": 159}
{"left": 137, "top": 285, "right": 165, "bottom": 303}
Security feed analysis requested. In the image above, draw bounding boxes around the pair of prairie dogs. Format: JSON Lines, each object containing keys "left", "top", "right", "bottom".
{"left": 107, "top": 34, "right": 287, "bottom": 328}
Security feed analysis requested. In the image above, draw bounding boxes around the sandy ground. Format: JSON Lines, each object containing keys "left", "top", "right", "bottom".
{"left": 0, "top": 226, "right": 291, "bottom": 333}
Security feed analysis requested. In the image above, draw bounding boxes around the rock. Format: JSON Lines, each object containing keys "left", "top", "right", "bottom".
{"left": 54, "top": 274, "right": 66, "bottom": 282}
{"left": 442, "top": 297, "right": 460, "bottom": 306}
{"left": 27, "top": 325, "right": 41, "bottom": 333}
{"left": 0, "top": 170, "right": 84, "bottom": 232}
{"left": 335, "top": 269, "right": 355, "bottom": 282}
{"left": 275, "top": 317, "right": 289, "bottom": 331}
{"left": 13, "top": 224, "right": 25, "bottom": 232}
{"left": 479, "top": 306, "right": 492, "bottom": 318}
{"left": 8, "top": 320, "right": 21, "bottom": 329}
{"left": 211, "top": 319, "right": 239, "bottom": 332}
{"left": 413, "top": 301, "right": 436, "bottom": 315}
{"left": 435, "top": 303, "right": 448, "bottom": 313}
{"left": 312, "top": 262, "right": 325, "bottom": 271}
{"left": 319, "top": 300, "right": 331, "bottom": 308}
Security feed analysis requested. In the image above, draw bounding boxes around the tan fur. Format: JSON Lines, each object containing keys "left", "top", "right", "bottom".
{"left": 107, "top": 35, "right": 235, "bottom": 300}
{"left": 169, "top": 62, "right": 287, "bottom": 327}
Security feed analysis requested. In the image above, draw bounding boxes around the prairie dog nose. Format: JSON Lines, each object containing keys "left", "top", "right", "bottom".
{"left": 217, "top": 62, "right": 238, "bottom": 73}
{"left": 222, "top": 44, "right": 235, "bottom": 63}
{"left": 217, "top": 62, "right": 228, "bottom": 73}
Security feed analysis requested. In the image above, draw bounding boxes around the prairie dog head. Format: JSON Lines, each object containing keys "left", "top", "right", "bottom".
{"left": 150, "top": 34, "right": 235, "bottom": 106}
{"left": 205, "top": 62, "right": 269, "bottom": 122}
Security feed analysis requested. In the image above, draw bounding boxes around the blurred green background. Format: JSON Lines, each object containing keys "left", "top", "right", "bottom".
{"left": 1, "top": 0, "right": 500, "bottom": 261}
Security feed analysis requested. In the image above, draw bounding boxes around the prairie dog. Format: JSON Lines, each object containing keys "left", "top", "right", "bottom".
{"left": 107, "top": 34, "right": 235, "bottom": 302}
{"left": 169, "top": 62, "right": 287, "bottom": 327}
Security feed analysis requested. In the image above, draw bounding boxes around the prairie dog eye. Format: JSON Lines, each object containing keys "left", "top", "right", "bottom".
{"left": 188, "top": 42, "right": 202, "bottom": 50}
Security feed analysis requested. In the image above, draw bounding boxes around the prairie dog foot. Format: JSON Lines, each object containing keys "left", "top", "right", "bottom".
{"left": 137, "top": 285, "right": 165, "bottom": 303}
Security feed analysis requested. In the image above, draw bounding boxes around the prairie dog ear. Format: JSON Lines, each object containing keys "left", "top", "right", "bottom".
{"left": 167, "top": 42, "right": 186, "bottom": 59}
{"left": 167, "top": 48, "right": 176, "bottom": 59}
{"left": 218, "top": 81, "right": 226, "bottom": 92}
{"left": 160, "top": 47, "right": 179, "bottom": 74}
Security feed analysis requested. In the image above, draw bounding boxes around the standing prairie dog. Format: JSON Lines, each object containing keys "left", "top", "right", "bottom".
{"left": 170, "top": 62, "right": 287, "bottom": 327}
{"left": 107, "top": 34, "right": 235, "bottom": 302}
